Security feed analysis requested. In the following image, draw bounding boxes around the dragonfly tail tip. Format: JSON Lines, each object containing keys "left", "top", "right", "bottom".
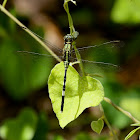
{"left": 61, "top": 95, "right": 65, "bottom": 112}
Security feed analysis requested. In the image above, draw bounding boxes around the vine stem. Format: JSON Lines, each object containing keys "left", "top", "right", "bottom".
{"left": 73, "top": 45, "right": 85, "bottom": 77}
{"left": 63, "top": 0, "right": 85, "bottom": 76}
{"left": 104, "top": 97, "right": 140, "bottom": 123}
{"left": 0, "top": 4, "right": 61, "bottom": 62}
{"left": 100, "top": 104, "right": 119, "bottom": 140}
{"left": 2, "top": 0, "right": 7, "bottom": 7}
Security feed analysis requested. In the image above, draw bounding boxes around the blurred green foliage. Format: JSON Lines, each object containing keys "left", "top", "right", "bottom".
{"left": 32, "top": 112, "right": 49, "bottom": 140}
{"left": 0, "top": 0, "right": 140, "bottom": 139}
{"left": 0, "top": 108, "right": 38, "bottom": 140}
{"left": 53, "top": 135, "right": 64, "bottom": 140}
{"left": 0, "top": 11, "right": 53, "bottom": 99}
{"left": 111, "top": 0, "right": 140, "bottom": 24}
{"left": 120, "top": 96, "right": 140, "bottom": 120}
{"left": 0, "top": 108, "right": 49, "bottom": 140}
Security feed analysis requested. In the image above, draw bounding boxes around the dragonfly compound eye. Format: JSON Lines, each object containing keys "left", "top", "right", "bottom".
{"left": 64, "top": 34, "right": 74, "bottom": 43}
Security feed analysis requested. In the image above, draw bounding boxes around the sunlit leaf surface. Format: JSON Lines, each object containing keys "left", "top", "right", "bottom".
{"left": 48, "top": 62, "right": 104, "bottom": 128}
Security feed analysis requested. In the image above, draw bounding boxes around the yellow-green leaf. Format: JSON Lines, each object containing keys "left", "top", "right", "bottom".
{"left": 91, "top": 118, "right": 104, "bottom": 134}
{"left": 48, "top": 62, "right": 104, "bottom": 128}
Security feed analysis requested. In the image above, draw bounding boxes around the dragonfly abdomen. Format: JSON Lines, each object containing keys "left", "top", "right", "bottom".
{"left": 61, "top": 67, "right": 67, "bottom": 112}
{"left": 61, "top": 50, "right": 71, "bottom": 112}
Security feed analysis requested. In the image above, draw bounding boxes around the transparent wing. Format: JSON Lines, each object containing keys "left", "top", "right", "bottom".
{"left": 71, "top": 40, "right": 123, "bottom": 59}
{"left": 17, "top": 27, "right": 122, "bottom": 76}
{"left": 77, "top": 40, "right": 122, "bottom": 51}
{"left": 82, "top": 60, "right": 120, "bottom": 75}
{"left": 21, "top": 26, "right": 63, "bottom": 55}
{"left": 16, "top": 51, "right": 64, "bottom": 62}
{"left": 71, "top": 57, "right": 120, "bottom": 73}
{"left": 17, "top": 39, "right": 122, "bottom": 76}
{"left": 70, "top": 40, "right": 122, "bottom": 76}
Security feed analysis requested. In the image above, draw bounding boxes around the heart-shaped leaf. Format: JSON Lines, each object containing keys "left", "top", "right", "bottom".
{"left": 91, "top": 118, "right": 104, "bottom": 134}
{"left": 48, "top": 62, "right": 104, "bottom": 128}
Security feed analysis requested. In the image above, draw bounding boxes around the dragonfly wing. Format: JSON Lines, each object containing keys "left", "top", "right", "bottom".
{"left": 21, "top": 26, "right": 63, "bottom": 55}
{"left": 71, "top": 57, "right": 120, "bottom": 78}
{"left": 82, "top": 60, "right": 120, "bottom": 72}
{"left": 70, "top": 40, "right": 122, "bottom": 76}
{"left": 16, "top": 51, "right": 63, "bottom": 62}
{"left": 83, "top": 60, "right": 120, "bottom": 78}
{"left": 71, "top": 40, "right": 123, "bottom": 59}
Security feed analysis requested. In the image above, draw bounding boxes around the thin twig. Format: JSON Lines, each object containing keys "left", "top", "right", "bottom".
{"left": 0, "top": 4, "right": 61, "bottom": 62}
{"left": 104, "top": 97, "right": 140, "bottom": 123}
{"left": 100, "top": 104, "right": 119, "bottom": 140}
{"left": 2, "top": 0, "right": 7, "bottom": 7}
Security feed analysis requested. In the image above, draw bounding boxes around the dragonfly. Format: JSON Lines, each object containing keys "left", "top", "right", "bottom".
{"left": 17, "top": 27, "right": 121, "bottom": 112}
{"left": 61, "top": 34, "right": 75, "bottom": 112}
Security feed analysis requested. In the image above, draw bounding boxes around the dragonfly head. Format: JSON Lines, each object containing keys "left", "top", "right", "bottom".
{"left": 64, "top": 34, "right": 74, "bottom": 44}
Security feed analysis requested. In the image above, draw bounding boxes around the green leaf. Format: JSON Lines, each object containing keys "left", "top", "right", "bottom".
{"left": 48, "top": 62, "right": 104, "bottom": 128}
{"left": 125, "top": 127, "right": 140, "bottom": 140}
{"left": 0, "top": 108, "right": 38, "bottom": 140}
{"left": 91, "top": 118, "right": 104, "bottom": 134}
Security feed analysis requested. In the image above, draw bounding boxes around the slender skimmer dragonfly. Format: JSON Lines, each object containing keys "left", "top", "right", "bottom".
{"left": 17, "top": 29, "right": 121, "bottom": 112}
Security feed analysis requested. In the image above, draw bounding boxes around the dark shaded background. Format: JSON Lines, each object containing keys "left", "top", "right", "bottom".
{"left": 0, "top": 0, "right": 140, "bottom": 139}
